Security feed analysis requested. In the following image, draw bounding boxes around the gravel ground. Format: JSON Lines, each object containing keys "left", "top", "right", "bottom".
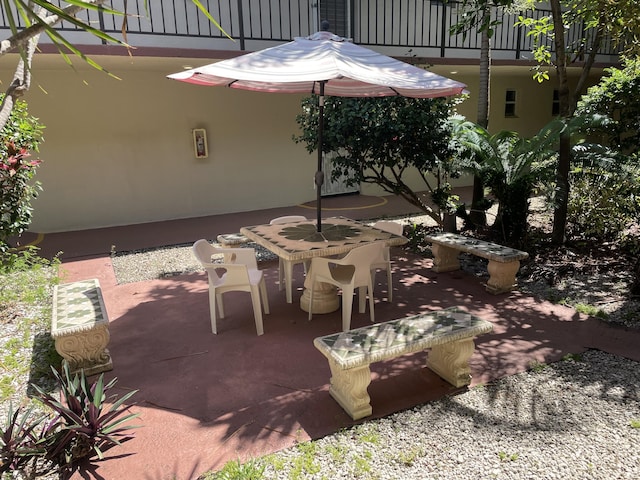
{"left": 259, "top": 350, "right": 640, "bottom": 480}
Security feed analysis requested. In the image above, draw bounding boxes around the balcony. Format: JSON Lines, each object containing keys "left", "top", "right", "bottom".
{"left": 0, "top": 0, "right": 619, "bottom": 63}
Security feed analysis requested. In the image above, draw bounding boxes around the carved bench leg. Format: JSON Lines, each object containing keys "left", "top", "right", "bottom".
{"left": 54, "top": 324, "right": 113, "bottom": 376}
{"left": 430, "top": 244, "right": 461, "bottom": 273}
{"left": 427, "top": 338, "right": 476, "bottom": 388}
{"left": 486, "top": 259, "right": 520, "bottom": 294}
{"left": 327, "top": 359, "right": 372, "bottom": 420}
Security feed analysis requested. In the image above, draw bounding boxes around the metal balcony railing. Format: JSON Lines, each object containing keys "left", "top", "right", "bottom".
{"left": 0, "top": 1, "right": 619, "bottom": 61}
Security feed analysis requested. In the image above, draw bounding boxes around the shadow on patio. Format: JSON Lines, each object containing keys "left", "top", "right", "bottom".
{"left": 57, "top": 244, "right": 640, "bottom": 480}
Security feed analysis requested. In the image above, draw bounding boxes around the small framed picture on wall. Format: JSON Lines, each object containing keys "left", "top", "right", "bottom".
{"left": 193, "top": 128, "right": 208, "bottom": 159}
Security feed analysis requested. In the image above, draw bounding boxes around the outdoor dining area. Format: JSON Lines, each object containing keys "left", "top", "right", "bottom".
{"left": 192, "top": 216, "right": 408, "bottom": 337}
{"left": 49, "top": 197, "right": 638, "bottom": 480}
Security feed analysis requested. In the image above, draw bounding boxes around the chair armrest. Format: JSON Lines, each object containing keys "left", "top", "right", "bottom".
{"left": 216, "top": 247, "right": 258, "bottom": 269}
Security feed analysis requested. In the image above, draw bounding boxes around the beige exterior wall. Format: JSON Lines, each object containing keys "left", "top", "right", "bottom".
{"left": 5, "top": 55, "right": 317, "bottom": 232}
{"left": 2, "top": 54, "right": 604, "bottom": 233}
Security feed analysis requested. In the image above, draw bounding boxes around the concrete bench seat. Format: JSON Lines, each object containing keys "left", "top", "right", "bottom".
{"left": 216, "top": 233, "right": 251, "bottom": 247}
{"left": 313, "top": 307, "right": 493, "bottom": 420}
{"left": 51, "top": 278, "right": 112, "bottom": 376}
{"left": 424, "top": 232, "right": 529, "bottom": 294}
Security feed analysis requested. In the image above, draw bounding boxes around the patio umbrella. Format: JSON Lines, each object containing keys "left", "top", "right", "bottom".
{"left": 168, "top": 28, "right": 467, "bottom": 232}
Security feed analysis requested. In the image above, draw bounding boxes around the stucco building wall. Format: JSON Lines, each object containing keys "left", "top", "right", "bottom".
{"left": 2, "top": 54, "right": 603, "bottom": 233}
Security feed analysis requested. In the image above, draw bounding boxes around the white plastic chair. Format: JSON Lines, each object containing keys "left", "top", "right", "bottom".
{"left": 192, "top": 239, "right": 269, "bottom": 335}
{"left": 371, "top": 221, "right": 404, "bottom": 302}
{"left": 306, "top": 242, "right": 386, "bottom": 332}
{"left": 269, "top": 215, "right": 309, "bottom": 303}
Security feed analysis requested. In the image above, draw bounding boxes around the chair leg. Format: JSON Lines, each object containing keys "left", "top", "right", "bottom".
{"left": 216, "top": 293, "right": 225, "bottom": 319}
{"left": 342, "top": 286, "right": 354, "bottom": 332}
{"left": 386, "top": 266, "right": 393, "bottom": 303}
{"left": 370, "top": 269, "right": 377, "bottom": 297}
{"left": 358, "top": 286, "right": 367, "bottom": 313}
{"left": 208, "top": 288, "right": 219, "bottom": 334}
{"left": 367, "top": 283, "right": 375, "bottom": 324}
{"left": 250, "top": 286, "right": 264, "bottom": 336}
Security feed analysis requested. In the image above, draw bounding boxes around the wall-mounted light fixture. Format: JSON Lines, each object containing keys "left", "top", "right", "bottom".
{"left": 193, "top": 128, "right": 208, "bottom": 159}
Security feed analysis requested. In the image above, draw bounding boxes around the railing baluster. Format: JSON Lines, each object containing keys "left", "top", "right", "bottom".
{"left": 0, "top": 0, "right": 618, "bottom": 59}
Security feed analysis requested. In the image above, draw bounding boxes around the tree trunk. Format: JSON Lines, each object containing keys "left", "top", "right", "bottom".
{"left": 469, "top": 16, "right": 491, "bottom": 228}
{"left": 549, "top": 0, "right": 571, "bottom": 244}
{"left": 0, "top": 8, "right": 42, "bottom": 132}
{"left": 0, "top": 1, "right": 111, "bottom": 132}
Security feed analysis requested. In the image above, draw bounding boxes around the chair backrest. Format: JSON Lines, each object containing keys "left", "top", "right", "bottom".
{"left": 341, "top": 242, "right": 387, "bottom": 285}
{"left": 192, "top": 239, "right": 218, "bottom": 266}
{"left": 194, "top": 239, "right": 259, "bottom": 268}
{"left": 270, "top": 215, "right": 307, "bottom": 225}
{"left": 373, "top": 220, "right": 403, "bottom": 236}
{"left": 207, "top": 263, "right": 252, "bottom": 288}
{"left": 193, "top": 239, "right": 254, "bottom": 287}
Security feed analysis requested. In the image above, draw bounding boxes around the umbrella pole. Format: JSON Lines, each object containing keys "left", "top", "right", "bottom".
{"left": 315, "top": 82, "right": 326, "bottom": 233}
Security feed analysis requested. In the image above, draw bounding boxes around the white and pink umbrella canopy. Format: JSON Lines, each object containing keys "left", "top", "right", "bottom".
{"left": 168, "top": 30, "right": 467, "bottom": 230}
{"left": 168, "top": 31, "right": 466, "bottom": 98}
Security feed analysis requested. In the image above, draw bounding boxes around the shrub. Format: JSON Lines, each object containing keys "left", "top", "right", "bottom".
{"left": 567, "top": 161, "right": 640, "bottom": 241}
{"left": 0, "top": 95, "right": 45, "bottom": 258}
{"left": 1, "top": 362, "right": 139, "bottom": 479}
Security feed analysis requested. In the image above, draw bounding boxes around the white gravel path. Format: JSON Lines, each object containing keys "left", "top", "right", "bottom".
{"left": 259, "top": 350, "right": 640, "bottom": 480}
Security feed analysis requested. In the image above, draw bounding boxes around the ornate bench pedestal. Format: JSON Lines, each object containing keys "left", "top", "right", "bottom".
{"left": 51, "top": 279, "right": 112, "bottom": 376}
{"left": 314, "top": 308, "right": 493, "bottom": 420}
{"left": 426, "top": 233, "right": 529, "bottom": 295}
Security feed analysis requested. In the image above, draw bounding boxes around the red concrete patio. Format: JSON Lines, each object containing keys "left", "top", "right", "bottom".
{"left": 22, "top": 192, "right": 640, "bottom": 480}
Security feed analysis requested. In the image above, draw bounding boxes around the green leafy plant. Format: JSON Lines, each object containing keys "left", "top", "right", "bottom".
{"left": 404, "top": 222, "right": 439, "bottom": 256}
{"left": 0, "top": 403, "right": 57, "bottom": 479}
{"left": 31, "top": 362, "right": 140, "bottom": 477}
{"left": 294, "top": 95, "right": 465, "bottom": 228}
{"left": 498, "top": 451, "right": 519, "bottom": 462}
{"left": 630, "top": 419, "right": 640, "bottom": 428}
{"left": 0, "top": 95, "right": 45, "bottom": 257}
{"left": 0, "top": 247, "right": 60, "bottom": 403}
{"left": 562, "top": 353, "right": 583, "bottom": 362}
{"left": 451, "top": 117, "right": 560, "bottom": 245}
{"left": 529, "top": 360, "right": 548, "bottom": 373}
{"left": 566, "top": 160, "right": 640, "bottom": 241}
{"left": 1, "top": 360, "right": 140, "bottom": 479}
{"left": 201, "top": 458, "right": 266, "bottom": 479}
{"left": 574, "top": 303, "right": 609, "bottom": 319}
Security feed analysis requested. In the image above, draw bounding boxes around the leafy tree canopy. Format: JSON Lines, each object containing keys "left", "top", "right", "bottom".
{"left": 294, "top": 96, "right": 464, "bottom": 226}
{"left": 576, "top": 57, "right": 640, "bottom": 156}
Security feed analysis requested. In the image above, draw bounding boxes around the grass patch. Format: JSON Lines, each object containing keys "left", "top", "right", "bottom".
{"left": 574, "top": 302, "right": 609, "bottom": 319}
{"left": 200, "top": 459, "right": 265, "bottom": 479}
{"left": 529, "top": 360, "right": 548, "bottom": 373}
{"left": 0, "top": 248, "right": 60, "bottom": 403}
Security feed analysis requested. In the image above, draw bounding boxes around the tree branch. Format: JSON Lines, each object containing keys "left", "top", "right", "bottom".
{"left": 0, "top": 0, "right": 110, "bottom": 57}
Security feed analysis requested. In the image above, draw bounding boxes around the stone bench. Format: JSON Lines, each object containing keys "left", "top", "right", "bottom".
{"left": 51, "top": 278, "right": 113, "bottom": 376}
{"left": 313, "top": 307, "right": 493, "bottom": 420}
{"left": 216, "top": 233, "right": 251, "bottom": 247}
{"left": 424, "top": 232, "right": 529, "bottom": 294}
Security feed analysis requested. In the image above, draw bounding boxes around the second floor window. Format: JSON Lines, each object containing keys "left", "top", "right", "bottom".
{"left": 505, "top": 89, "right": 517, "bottom": 117}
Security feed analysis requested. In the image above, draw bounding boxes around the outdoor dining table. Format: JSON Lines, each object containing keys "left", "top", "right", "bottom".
{"left": 239, "top": 217, "right": 409, "bottom": 313}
